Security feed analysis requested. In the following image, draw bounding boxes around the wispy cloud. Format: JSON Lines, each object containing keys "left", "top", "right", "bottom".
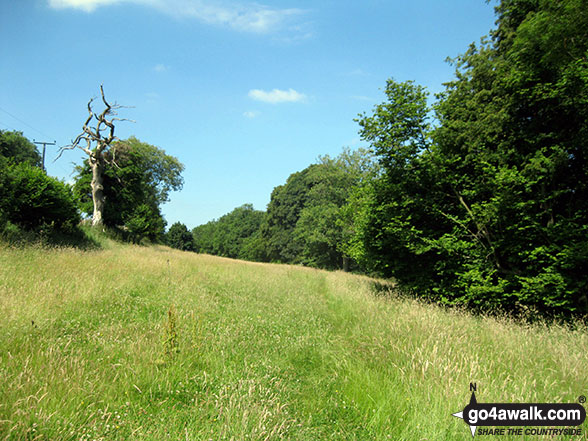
{"left": 248, "top": 88, "right": 306, "bottom": 104}
{"left": 243, "top": 110, "right": 260, "bottom": 118}
{"left": 169, "top": 1, "right": 303, "bottom": 34}
{"left": 48, "top": 0, "right": 306, "bottom": 34}
{"left": 153, "top": 63, "right": 169, "bottom": 73}
{"left": 48, "top": 0, "right": 121, "bottom": 12}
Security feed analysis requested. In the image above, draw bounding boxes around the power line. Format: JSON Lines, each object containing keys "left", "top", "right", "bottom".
{"left": 0, "top": 119, "right": 17, "bottom": 131}
{"left": 0, "top": 105, "right": 54, "bottom": 140}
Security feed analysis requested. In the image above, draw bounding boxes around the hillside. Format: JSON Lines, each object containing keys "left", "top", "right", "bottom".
{"left": 0, "top": 241, "right": 586, "bottom": 440}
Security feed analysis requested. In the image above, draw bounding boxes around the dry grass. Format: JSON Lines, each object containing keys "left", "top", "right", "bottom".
{"left": 0, "top": 241, "right": 586, "bottom": 440}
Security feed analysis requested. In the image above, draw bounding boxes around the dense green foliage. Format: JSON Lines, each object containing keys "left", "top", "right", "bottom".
{"left": 0, "top": 130, "right": 41, "bottom": 167}
{"left": 192, "top": 149, "right": 375, "bottom": 269}
{"left": 349, "top": 81, "right": 440, "bottom": 285}
{"left": 166, "top": 222, "right": 195, "bottom": 251}
{"left": 1, "top": 163, "right": 80, "bottom": 234}
{"left": 192, "top": 204, "right": 266, "bottom": 260}
{"left": 347, "top": 0, "right": 588, "bottom": 316}
{"left": 73, "top": 137, "right": 184, "bottom": 242}
{"left": 261, "top": 167, "right": 315, "bottom": 263}
{"left": 0, "top": 131, "right": 79, "bottom": 237}
{"left": 260, "top": 149, "right": 376, "bottom": 269}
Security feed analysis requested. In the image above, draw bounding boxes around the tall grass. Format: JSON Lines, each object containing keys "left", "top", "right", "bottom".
{"left": 0, "top": 242, "right": 586, "bottom": 440}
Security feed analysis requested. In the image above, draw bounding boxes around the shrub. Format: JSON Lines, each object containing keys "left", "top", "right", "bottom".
{"left": 0, "top": 163, "right": 80, "bottom": 234}
{"left": 166, "top": 222, "right": 194, "bottom": 251}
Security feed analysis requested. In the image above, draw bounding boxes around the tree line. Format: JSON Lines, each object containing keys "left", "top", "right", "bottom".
{"left": 173, "top": 0, "right": 588, "bottom": 318}
{"left": 2, "top": 0, "right": 586, "bottom": 318}
{"left": 178, "top": 149, "right": 378, "bottom": 269}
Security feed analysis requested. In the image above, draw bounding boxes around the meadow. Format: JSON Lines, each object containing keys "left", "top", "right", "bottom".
{"left": 0, "top": 237, "right": 586, "bottom": 440}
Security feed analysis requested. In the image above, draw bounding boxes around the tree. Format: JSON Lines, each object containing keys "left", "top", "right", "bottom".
{"left": 431, "top": 0, "right": 588, "bottom": 314}
{"left": 353, "top": 80, "right": 446, "bottom": 289}
{"left": 352, "top": 0, "right": 588, "bottom": 316}
{"left": 294, "top": 148, "right": 378, "bottom": 270}
{"left": 0, "top": 130, "right": 42, "bottom": 167}
{"left": 1, "top": 163, "right": 79, "bottom": 233}
{"left": 1, "top": 131, "right": 79, "bottom": 235}
{"left": 192, "top": 221, "right": 217, "bottom": 255}
{"left": 257, "top": 148, "right": 378, "bottom": 269}
{"left": 73, "top": 137, "right": 184, "bottom": 241}
{"left": 192, "top": 204, "right": 265, "bottom": 260}
{"left": 166, "top": 222, "right": 194, "bottom": 251}
{"left": 59, "top": 85, "right": 130, "bottom": 226}
{"left": 261, "top": 167, "right": 316, "bottom": 263}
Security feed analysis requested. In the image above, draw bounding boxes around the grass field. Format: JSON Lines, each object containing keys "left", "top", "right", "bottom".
{"left": 1, "top": 237, "right": 586, "bottom": 440}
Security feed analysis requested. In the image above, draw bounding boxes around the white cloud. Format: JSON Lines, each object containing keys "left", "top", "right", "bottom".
{"left": 248, "top": 88, "right": 306, "bottom": 104}
{"left": 243, "top": 110, "right": 259, "bottom": 118}
{"left": 48, "top": 0, "right": 305, "bottom": 34}
{"left": 48, "top": 0, "right": 123, "bottom": 12}
{"left": 153, "top": 63, "right": 169, "bottom": 73}
{"left": 172, "top": 2, "right": 302, "bottom": 33}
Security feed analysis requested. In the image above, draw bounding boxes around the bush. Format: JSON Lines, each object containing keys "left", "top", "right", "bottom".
{"left": 166, "top": 222, "right": 194, "bottom": 251}
{"left": 0, "top": 130, "right": 41, "bottom": 167}
{"left": 0, "top": 163, "right": 80, "bottom": 234}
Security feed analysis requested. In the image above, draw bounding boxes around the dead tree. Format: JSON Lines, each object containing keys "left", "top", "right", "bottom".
{"left": 58, "top": 85, "right": 130, "bottom": 226}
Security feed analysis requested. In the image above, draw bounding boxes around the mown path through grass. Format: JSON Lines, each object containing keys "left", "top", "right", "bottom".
{"left": 1, "top": 242, "right": 586, "bottom": 440}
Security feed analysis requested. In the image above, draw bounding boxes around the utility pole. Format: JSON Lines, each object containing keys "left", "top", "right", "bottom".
{"left": 33, "top": 139, "right": 56, "bottom": 172}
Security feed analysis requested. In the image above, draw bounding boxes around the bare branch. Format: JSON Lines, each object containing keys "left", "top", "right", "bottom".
{"left": 55, "top": 85, "right": 130, "bottom": 227}
{"left": 435, "top": 207, "right": 483, "bottom": 246}
{"left": 99, "top": 84, "right": 110, "bottom": 108}
{"left": 54, "top": 144, "right": 75, "bottom": 161}
{"left": 55, "top": 133, "right": 92, "bottom": 161}
{"left": 85, "top": 99, "right": 94, "bottom": 125}
{"left": 110, "top": 151, "right": 121, "bottom": 170}
{"left": 113, "top": 104, "right": 135, "bottom": 110}
{"left": 111, "top": 117, "right": 136, "bottom": 123}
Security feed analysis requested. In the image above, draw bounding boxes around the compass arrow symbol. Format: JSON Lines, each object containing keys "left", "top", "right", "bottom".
{"left": 453, "top": 392, "right": 478, "bottom": 438}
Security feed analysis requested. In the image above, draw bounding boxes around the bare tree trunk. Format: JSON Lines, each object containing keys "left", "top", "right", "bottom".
{"left": 57, "top": 85, "right": 131, "bottom": 229}
{"left": 343, "top": 256, "right": 350, "bottom": 272}
{"left": 90, "top": 155, "right": 105, "bottom": 227}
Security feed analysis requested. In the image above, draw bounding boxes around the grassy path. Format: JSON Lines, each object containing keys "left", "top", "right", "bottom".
{"left": 0, "top": 242, "right": 586, "bottom": 440}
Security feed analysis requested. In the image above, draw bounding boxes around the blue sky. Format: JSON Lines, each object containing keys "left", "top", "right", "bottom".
{"left": 1, "top": 0, "right": 497, "bottom": 228}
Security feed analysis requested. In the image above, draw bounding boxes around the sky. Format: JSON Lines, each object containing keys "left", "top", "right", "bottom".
{"left": 1, "top": 0, "right": 498, "bottom": 229}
